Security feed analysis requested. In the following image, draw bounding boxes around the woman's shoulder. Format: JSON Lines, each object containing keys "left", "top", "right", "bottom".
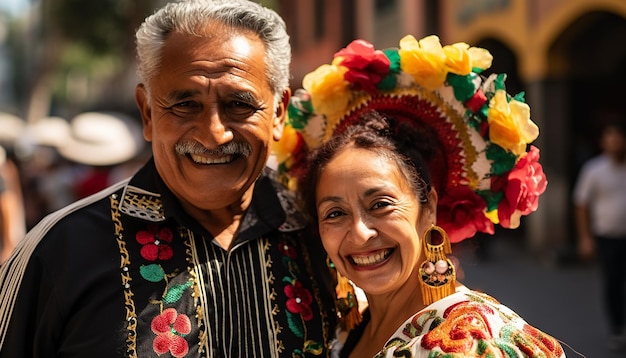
{"left": 377, "top": 289, "right": 565, "bottom": 358}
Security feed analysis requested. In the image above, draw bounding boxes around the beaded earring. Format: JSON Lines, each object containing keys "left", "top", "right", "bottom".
{"left": 418, "top": 225, "right": 456, "bottom": 305}
{"left": 327, "top": 258, "right": 362, "bottom": 330}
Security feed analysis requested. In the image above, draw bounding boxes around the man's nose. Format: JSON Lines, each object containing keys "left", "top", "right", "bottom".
{"left": 198, "top": 110, "right": 234, "bottom": 147}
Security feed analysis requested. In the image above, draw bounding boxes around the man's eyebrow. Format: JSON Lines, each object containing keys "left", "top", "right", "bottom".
{"left": 232, "top": 91, "right": 259, "bottom": 104}
{"left": 167, "top": 89, "right": 201, "bottom": 102}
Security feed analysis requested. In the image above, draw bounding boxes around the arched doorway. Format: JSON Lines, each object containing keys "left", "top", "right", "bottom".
{"left": 547, "top": 10, "right": 626, "bottom": 256}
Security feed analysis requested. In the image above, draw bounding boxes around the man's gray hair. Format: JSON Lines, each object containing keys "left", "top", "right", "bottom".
{"left": 135, "top": 0, "right": 291, "bottom": 105}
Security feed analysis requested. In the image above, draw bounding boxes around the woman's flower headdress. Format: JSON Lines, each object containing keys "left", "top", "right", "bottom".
{"left": 273, "top": 35, "right": 547, "bottom": 243}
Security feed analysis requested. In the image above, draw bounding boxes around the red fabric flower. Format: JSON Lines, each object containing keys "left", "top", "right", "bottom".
{"left": 465, "top": 88, "right": 487, "bottom": 113}
{"left": 437, "top": 186, "right": 494, "bottom": 243}
{"left": 284, "top": 281, "right": 314, "bottom": 321}
{"left": 136, "top": 224, "right": 174, "bottom": 261}
{"left": 494, "top": 146, "right": 547, "bottom": 228}
{"left": 151, "top": 308, "right": 192, "bottom": 357}
{"left": 334, "top": 39, "right": 390, "bottom": 93}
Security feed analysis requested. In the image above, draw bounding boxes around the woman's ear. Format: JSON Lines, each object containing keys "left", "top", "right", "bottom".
{"left": 423, "top": 187, "right": 438, "bottom": 224}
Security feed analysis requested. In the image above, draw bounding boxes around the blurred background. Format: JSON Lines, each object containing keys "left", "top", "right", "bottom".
{"left": 1, "top": 0, "right": 625, "bottom": 356}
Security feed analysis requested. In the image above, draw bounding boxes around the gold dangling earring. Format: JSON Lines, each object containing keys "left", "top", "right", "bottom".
{"left": 327, "top": 258, "right": 362, "bottom": 330}
{"left": 418, "top": 225, "right": 456, "bottom": 305}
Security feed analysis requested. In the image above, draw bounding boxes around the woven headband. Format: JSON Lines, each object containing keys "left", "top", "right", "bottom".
{"left": 273, "top": 35, "right": 547, "bottom": 243}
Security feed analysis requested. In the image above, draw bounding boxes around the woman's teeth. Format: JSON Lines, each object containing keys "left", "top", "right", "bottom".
{"left": 350, "top": 249, "right": 392, "bottom": 266}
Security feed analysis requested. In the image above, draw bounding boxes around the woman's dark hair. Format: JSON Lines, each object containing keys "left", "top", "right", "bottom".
{"left": 297, "top": 110, "right": 432, "bottom": 223}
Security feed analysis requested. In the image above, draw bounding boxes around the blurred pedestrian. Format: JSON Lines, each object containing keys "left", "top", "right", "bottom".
{"left": 0, "top": 0, "right": 336, "bottom": 356}
{"left": 573, "top": 118, "right": 626, "bottom": 351}
{"left": 0, "top": 146, "right": 26, "bottom": 263}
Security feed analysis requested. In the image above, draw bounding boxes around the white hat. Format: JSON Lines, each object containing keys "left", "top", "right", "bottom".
{"left": 25, "top": 116, "right": 71, "bottom": 147}
{"left": 58, "top": 111, "right": 145, "bottom": 166}
{"left": 0, "top": 112, "right": 24, "bottom": 146}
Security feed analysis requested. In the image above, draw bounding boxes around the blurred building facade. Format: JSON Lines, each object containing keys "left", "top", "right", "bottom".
{"left": 280, "top": 0, "right": 626, "bottom": 256}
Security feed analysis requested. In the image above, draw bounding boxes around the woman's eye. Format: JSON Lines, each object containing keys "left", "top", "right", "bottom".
{"left": 371, "top": 201, "right": 391, "bottom": 210}
{"left": 324, "top": 210, "right": 344, "bottom": 220}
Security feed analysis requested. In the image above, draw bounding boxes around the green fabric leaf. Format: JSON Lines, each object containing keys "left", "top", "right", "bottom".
{"left": 486, "top": 144, "right": 517, "bottom": 175}
{"left": 447, "top": 72, "right": 478, "bottom": 102}
{"left": 477, "top": 189, "right": 504, "bottom": 212}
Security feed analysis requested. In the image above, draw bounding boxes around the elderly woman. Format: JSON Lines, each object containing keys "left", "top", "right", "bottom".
{"left": 274, "top": 36, "right": 566, "bottom": 357}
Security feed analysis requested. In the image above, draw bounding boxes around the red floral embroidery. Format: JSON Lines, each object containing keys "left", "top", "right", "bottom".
{"left": 278, "top": 242, "right": 297, "bottom": 259}
{"left": 285, "top": 281, "right": 314, "bottom": 321}
{"left": 136, "top": 224, "right": 174, "bottom": 261}
{"left": 421, "top": 301, "right": 495, "bottom": 352}
{"left": 518, "top": 323, "right": 565, "bottom": 357}
{"left": 151, "top": 308, "right": 192, "bottom": 357}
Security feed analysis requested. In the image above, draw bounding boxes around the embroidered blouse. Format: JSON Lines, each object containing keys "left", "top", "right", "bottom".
{"left": 339, "top": 288, "right": 565, "bottom": 358}
{"left": 0, "top": 159, "right": 336, "bottom": 357}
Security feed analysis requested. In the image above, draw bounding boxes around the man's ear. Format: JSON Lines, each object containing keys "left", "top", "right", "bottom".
{"left": 135, "top": 83, "right": 153, "bottom": 142}
{"left": 272, "top": 88, "right": 291, "bottom": 141}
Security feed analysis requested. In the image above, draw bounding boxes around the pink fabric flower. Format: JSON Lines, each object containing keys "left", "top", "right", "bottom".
{"left": 284, "top": 281, "right": 314, "bottom": 321}
{"left": 437, "top": 186, "right": 494, "bottom": 243}
{"left": 494, "top": 146, "right": 547, "bottom": 228}
{"left": 151, "top": 308, "right": 192, "bottom": 357}
{"left": 136, "top": 224, "right": 174, "bottom": 261}
{"left": 334, "top": 39, "right": 391, "bottom": 93}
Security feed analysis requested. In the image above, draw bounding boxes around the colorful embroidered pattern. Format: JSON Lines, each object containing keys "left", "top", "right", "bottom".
{"left": 136, "top": 224, "right": 174, "bottom": 261}
{"left": 278, "top": 237, "right": 325, "bottom": 356}
{"left": 374, "top": 290, "right": 565, "bottom": 357}
{"left": 151, "top": 308, "right": 192, "bottom": 357}
{"left": 111, "top": 194, "right": 202, "bottom": 357}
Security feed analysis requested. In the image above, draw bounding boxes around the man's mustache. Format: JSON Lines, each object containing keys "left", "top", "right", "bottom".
{"left": 175, "top": 141, "right": 252, "bottom": 157}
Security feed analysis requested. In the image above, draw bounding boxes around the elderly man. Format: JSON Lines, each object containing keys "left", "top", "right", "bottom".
{"left": 0, "top": 1, "right": 337, "bottom": 357}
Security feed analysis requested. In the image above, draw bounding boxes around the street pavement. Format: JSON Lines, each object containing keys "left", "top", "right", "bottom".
{"left": 453, "top": 235, "right": 625, "bottom": 358}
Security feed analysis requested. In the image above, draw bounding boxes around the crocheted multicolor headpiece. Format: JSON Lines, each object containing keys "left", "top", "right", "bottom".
{"left": 273, "top": 35, "right": 547, "bottom": 243}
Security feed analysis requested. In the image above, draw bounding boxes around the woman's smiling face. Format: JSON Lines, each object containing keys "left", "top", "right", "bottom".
{"left": 315, "top": 147, "right": 434, "bottom": 296}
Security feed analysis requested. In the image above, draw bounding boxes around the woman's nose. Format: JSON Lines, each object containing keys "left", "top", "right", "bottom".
{"left": 349, "top": 216, "right": 377, "bottom": 243}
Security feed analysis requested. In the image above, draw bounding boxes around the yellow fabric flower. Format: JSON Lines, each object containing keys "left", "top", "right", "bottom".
{"left": 487, "top": 90, "right": 539, "bottom": 156}
{"left": 443, "top": 42, "right": 472, "bottom": 75}
{"left": 398, "top": 35, "right": 447, "bottom": 90}
{"left": 273, "top": 124, "right": 300, "bottom": 164}
{"left": 468, "top": 47, "right": 493, "bottom": 71}
{"left": 303, "top": 63, "right": 350, "bottom": 119}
